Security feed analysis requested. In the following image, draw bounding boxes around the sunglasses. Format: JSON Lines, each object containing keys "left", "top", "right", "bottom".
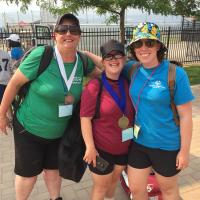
{"left": 103, "top": 53, "right": 124, "bottom": 61}
{"left": 132, "top": 39, "right": 158, "bottom": 49}
{"left": 55, "top": 25, "right": 81, "bottom": 35}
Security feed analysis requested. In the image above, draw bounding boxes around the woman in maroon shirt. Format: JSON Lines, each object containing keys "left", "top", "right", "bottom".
{"left": 80, "top": 40, "right": 135, "bottom": 200}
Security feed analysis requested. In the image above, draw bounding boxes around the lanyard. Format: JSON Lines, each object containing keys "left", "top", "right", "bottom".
{"left": 55, "top": 46, "right": 78, "bottom": 91}
{"left": 102, "top": 72, "right": 126, "bottom": 114}
{"left": 130, "top": 66, "right": 158, "bottom": 113}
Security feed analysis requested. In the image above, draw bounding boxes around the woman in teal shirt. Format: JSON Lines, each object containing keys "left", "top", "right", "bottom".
{"left": 127, "top": 22, "right": 194, "bottom": 200}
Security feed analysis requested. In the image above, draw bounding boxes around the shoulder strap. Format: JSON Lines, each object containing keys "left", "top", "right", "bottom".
{"left": 168, "top": 62, "right": 180, "bottom": 126}
{"left": 37, "top": 45, "right": 54, "bottom": 75}
{"left": 77, "top": 51, "right": 89, "bottom": 76}
{"left": 14, "top": 46, "right": 53, "bottom": 110}
{"left": 93, "top": 77, "right": 103, "bottom": 119}
{"left": 128, "top": 63, "right": 140, "bottom": 80}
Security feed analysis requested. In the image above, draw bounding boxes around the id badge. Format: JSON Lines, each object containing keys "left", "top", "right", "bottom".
{"left": 58, "top": 104, "right": 73, "bottom": 117}
{"left": 133, "top": 124, "right": 141, "bottom": 139}
{"left": 122, "top": 127, "right": 134, "bottom": 142}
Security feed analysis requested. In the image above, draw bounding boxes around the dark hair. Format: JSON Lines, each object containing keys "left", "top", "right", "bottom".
{"left": 129, "top": 42, "right": 166, "bottom": 62}
{"left": 8, "top": 40, "right": 21, "bottom": 48}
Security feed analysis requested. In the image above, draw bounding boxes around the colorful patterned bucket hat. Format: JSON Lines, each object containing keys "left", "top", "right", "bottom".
{"left": 129, "top": 22, "right": 167, "bottom": 51}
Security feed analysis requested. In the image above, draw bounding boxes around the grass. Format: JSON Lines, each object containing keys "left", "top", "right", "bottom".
{"left": 184, "top": 65, "right": 200, "bottom": 85}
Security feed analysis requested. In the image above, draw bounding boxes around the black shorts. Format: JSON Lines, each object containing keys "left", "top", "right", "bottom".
{"left": 89, "top": 148, "right": 128, "bottom": 175}
{"left": 13, "top": 116, "right": 61, "bottom": 177}
{"left": 128, "top": 141, "right": 180, "bottom": 177}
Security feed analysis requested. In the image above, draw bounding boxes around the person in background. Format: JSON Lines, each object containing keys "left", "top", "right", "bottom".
{"left": 0, "top": 49, "right": 12, "bottom": 102}
{"left": 126, "top": 22, "right": 194, "bottom": 200}
{"left": 6, "top": 34, "right": 24, "bottom": 74}
{"left": 0, "top": 13, "right": 102, "bottom": 200}
{"left": 80, "top": 40, "right": 135, "bottom": 200}
{"left": 6, "top": 34, "right": 24, "bottom": 61}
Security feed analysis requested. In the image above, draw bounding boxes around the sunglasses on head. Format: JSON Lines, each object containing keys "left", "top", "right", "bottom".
{"left": 132, "top": 39, "right": 158, "bottom": 49}
{"left": 103, "top": 53, "right": 124, "bottom": 61}
{"left": 55, "top": 25, "right": 81, "bottom": 35}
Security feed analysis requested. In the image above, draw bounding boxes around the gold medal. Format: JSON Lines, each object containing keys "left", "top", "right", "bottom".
{"left": 64, "top": 95, "right": 75, "bottom": 104}
{"left": 118, "top": 115, "right": 129, "bottom": 129}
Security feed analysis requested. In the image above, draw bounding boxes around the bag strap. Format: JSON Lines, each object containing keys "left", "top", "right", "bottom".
{"left": 77, "top": 51, "right": 89, "bottom": 76}
{"left": 37, "top": 45, "right": 54, "bottom": 75}
{"left": 168, "top": 62, "right": 180, "bottom": 126}
{"left": 13, "top": 45, "right": 54, "bottom": 114}
{"left": 93, "top": 77, "right": 103, "bottom": 119}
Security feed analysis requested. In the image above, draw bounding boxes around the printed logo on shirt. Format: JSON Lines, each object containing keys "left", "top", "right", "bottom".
{"left": 149, "top": 80, "right": 165, "bottom": 89}
{"left": 72, "top": 76, "right": 82, "bottom": 84}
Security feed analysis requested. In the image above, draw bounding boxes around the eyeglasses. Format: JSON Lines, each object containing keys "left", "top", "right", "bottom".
{"left": 55, "top": 25, "right": 81, "bottom": 36}
{"left": 103, "top": 53, "right": 124, "bottom": 61}
{"left": 132, "top": 39, "right": 158, "bottom": 49}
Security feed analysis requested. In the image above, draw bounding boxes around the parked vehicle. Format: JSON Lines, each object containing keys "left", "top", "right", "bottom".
{"left": 31, "top": 25, "right": 53, "bottom": 47}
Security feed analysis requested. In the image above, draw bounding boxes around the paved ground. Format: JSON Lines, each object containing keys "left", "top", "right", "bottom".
{"left": 0, "top": 85, "right": 200, "bottom": 200}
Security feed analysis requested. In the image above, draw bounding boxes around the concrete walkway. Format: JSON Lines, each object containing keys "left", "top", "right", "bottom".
{"left": 0, "top": 85, "right": 200, "bottom": 200}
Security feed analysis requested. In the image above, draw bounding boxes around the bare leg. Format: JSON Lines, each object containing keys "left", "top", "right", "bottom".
{"left": 155, "top": 172, "right": 179, "bottom": 200}
{"left": 127, "top": 166, "right": 151, "bottom": 200}
{"left": 43, "top": 169, "right": 62, "bottom": 200}
{"left": 15, "top": 175, "right": 37, "bottom": 200}
{"left": 105, "top": 165, "right": 125, "bottom": 198}
{"left": 90, "top": 172, "right": 113, "bottom": 200}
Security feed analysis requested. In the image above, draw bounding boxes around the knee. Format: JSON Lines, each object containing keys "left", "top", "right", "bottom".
{"left": 129, "top": 183, "right": 147, "bottom": 196}
{"left": 15, "top": 175, "right": 37, "bottom": 185}
{"left": 111, "top": 174, "right": 120, "bottom": 184}
{"left": 130, "top": 187, "right": 146, "bottom": 196}
{"left": 93, "top": 183, "right": 109, "bottom": 194}
{"left": 43, "top": 170, "right": 60, "bottom": 181}
{"left": 160, "top": 184, "right": 178, "bottom": 195}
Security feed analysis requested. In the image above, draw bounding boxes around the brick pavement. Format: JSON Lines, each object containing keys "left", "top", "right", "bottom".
{"left": 0, "top": 85, "right": 199, "bottom": 200}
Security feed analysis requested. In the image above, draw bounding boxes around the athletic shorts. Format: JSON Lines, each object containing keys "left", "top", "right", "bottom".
{"left": 89, "top": 148, "right": 128, "bottom": 175}
{"left": 13, "top": 116, "right": 61, "bottom": 177}
{"left": 128, "top": 141, "right": 180, "bottom": 177}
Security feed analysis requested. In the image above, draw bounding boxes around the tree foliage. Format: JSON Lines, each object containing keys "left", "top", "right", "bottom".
{"left": 3, "top": 0, "right": 200, "bottom": 42}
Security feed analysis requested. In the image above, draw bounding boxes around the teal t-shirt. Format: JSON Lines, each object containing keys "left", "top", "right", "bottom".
{"left": 17, "top": 46, "right": 95, "bottom": 139}
{"left": 125, "top": 59, "right": 194, "bottom": 150}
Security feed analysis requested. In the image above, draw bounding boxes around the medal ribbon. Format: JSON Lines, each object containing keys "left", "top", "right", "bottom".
{"left": 55, "top": 46, "right": 78, "bottom": 91}
{"left": 130, "top": 65, "right": 158, "bottom": 114}
{"left": 102, "top": 72, "right": 126, "bottom": 114}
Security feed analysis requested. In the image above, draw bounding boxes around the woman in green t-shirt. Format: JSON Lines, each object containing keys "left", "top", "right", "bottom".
{"left": 0, "top": 13, "right": 101, "bottom": 200}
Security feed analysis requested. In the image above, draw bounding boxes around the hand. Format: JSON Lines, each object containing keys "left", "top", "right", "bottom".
{"left": 176, "top": 150, "right": 190, "bottom": 170}
{"left": 0, "top": 115, "right": 11, "bottom": 135}
{"left": 83, "top": 147, "right": 99, "bottom": 167}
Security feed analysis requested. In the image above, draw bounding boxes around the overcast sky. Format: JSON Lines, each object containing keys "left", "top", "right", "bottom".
{"left": 1, "top": 1, "right": 39, "bottom": 12}
{"left": 0, "top": 2, "right": 183, "bottom": 27}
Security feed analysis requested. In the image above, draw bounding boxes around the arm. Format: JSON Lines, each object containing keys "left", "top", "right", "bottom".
{"left": 87, "top": 66, "right": 102, "bottom": 79}
{"left": 0, "top": 69, "right": 29, "bottom": 134}
{"left": 84, "top": 50, "right": 104, "bottom": 71}
{"left": 176, "top": 101, "right": 192, "bottom": 170}
{"left": 81, "top": 117, "right": 98, "bottom": 167}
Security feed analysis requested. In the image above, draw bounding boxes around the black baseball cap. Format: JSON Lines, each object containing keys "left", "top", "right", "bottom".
{"left": 100, "top": 40, "right": 125, "bottom": 58}
{"left": 54, "top": 13, "right": 80, "bottom": 30}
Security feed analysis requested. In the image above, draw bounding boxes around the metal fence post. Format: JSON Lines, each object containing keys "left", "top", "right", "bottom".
{"left": 0, "top": 26, "right": 199, "bottom": 63}
{"left": 166, "top": 26, "right": 171, "bottom": 59}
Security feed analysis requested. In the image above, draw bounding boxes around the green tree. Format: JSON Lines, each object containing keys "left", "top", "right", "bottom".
{"left": 4, "top": 0, "right": 200, "bottom": 43}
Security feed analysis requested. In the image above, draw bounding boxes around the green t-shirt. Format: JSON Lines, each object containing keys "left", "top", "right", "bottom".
{"left": 17, "top": 46, "right": 95, "bottom": 139}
